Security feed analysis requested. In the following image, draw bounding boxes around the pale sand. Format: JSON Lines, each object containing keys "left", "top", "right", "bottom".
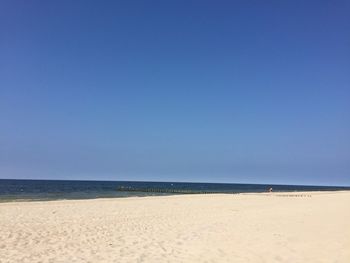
{"left": 1, "top": 192, "right": 350, "bottom": 263}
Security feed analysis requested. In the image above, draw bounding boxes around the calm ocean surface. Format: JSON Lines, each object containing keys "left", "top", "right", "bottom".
{"left": 0, "top": 179, "right": 349, "bottom": 202}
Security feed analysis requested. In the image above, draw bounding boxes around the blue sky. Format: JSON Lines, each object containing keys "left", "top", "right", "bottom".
{"left": 0, "top": 1, "right": 349, "bottom": 185}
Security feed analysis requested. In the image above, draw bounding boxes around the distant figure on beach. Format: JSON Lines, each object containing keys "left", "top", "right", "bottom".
{"left": 268, "top": 187, "right": 273, "bottom": 193}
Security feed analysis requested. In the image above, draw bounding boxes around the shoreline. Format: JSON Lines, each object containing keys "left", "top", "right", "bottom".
{"left": 1, "top": 190, "right": 350, "bottom": 204}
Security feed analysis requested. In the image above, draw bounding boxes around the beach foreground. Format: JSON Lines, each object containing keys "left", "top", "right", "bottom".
{"left": 1, "top": 192, "right": 349, "bottom": 263}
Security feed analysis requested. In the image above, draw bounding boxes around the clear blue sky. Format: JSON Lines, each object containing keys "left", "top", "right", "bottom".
{"left": 1, "top": 1, "right": 349, "bottom": 185}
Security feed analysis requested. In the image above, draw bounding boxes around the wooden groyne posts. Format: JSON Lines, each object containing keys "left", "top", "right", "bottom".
{"left": 116, "top": 186, "right": 223, "bottom": 194}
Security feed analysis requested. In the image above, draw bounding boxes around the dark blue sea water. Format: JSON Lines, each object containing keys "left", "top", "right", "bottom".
{"left": 0, "top": 179, "right": 349, "bottom": 202}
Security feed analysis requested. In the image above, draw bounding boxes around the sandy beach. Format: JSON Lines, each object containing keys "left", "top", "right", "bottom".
{"left": 1, "top": 191, "right": 349, "bottom": 263}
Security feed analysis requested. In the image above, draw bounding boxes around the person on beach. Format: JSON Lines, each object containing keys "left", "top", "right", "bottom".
{"left": 268, "top": 187, "right": 273, "bottom": 192}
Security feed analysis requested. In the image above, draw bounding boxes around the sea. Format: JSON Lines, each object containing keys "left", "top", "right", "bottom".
{"left": 0, "top": 179, "right": 349, "bottom": 202}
